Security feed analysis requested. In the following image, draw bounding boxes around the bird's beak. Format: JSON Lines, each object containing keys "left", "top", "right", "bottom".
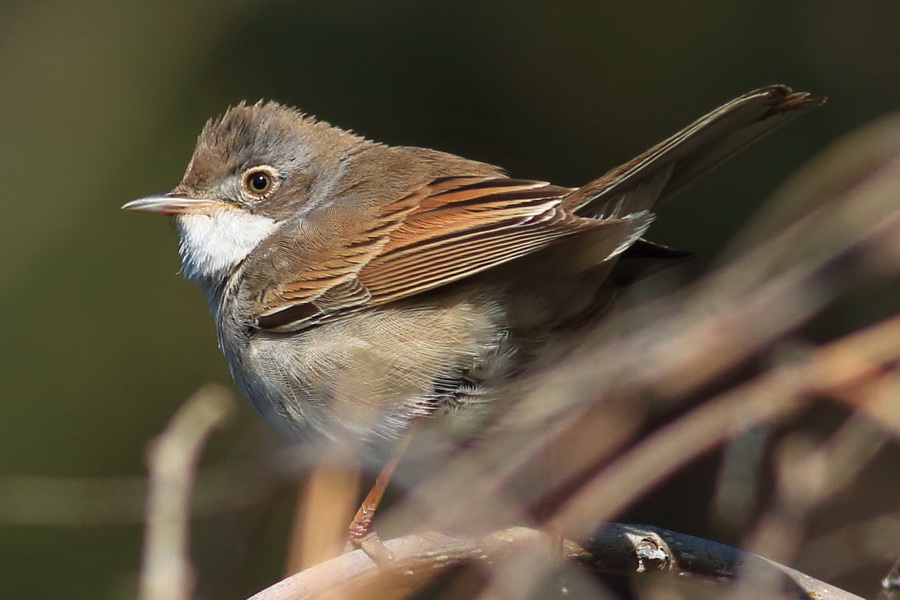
{"left": 121, "top": 191, "right": 224, "bottom": 215}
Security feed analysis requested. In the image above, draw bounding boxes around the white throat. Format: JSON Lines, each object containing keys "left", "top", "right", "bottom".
{"left": 176, "top": 209, "right": 279, "bottom": 284}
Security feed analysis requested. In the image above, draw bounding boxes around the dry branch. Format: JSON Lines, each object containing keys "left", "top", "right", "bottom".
{"left": 248, "top": 524, "right": 863, "bottom": 600}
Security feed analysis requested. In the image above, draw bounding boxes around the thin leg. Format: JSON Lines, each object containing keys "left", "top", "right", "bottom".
{"left": 344, "top": 422, "right": 417, "bottom": 558}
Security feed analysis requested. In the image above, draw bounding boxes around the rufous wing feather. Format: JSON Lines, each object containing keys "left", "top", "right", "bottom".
{"left": 254, "top": 177, "right": 651, "bottom": 331}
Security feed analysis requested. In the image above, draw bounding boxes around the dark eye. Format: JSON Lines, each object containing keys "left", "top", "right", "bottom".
{"left": 242, "top": 167, "right": 277, "bottom": 197}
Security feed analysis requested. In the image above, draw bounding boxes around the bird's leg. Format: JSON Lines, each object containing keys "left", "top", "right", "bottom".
{"left": 344, "top": 421, "right": 417, "bottom": 561}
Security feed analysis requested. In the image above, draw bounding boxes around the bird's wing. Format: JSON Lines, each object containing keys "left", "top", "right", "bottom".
{"left": 251, "top": 176, "right": 651, "bottom": 332}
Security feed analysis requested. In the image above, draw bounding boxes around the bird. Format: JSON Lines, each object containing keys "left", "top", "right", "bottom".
{"left": 123, "top": 86, "right": 821, "bottom": 540}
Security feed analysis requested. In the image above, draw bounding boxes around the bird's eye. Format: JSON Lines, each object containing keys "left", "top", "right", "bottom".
{"left": 242, "top": 167, "right": 278, "bottom": 198}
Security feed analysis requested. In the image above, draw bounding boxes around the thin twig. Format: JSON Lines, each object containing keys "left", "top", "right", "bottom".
{"left": 138, "top": 384, "right": 233, "bottom": 600}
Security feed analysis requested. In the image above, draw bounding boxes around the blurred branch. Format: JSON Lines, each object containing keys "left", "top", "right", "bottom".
{"left": 286, "top": 457, "right": 361, "bottom": 574}
{"left": 247, "top": 524, "right": 863, "bottom": 600}
{"left": 882, "top": 557, "right": 900, "bottom": 600}
{"left": 0, "top": 474, "right": 147, "bottom": 526}
{"left": 550, "top": 314, "right": 900, "bottom": 539}
{"left": 138, "top": 384, "right": 234, "bottom": 600}
{"left": 746, "top": 397, "right": 895, "bottom": 569}
{"left": 0, "top": 462, "right": 277, "bottom": 526}
{"left": 796, "top": 513, "right": 900, "bottom": 583}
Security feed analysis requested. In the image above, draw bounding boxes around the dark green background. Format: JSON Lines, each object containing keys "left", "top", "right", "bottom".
{"left": 1, "top": 0, "right": 897, "bottom": 597}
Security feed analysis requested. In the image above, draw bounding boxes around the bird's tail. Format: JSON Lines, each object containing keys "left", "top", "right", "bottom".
{"left": 564, "top": 86, "right": 825, "bottom": 220}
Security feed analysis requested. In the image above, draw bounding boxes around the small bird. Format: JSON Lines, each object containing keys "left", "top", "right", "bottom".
{"left": 124, "top": 86, "right": 820, "bottom": 458}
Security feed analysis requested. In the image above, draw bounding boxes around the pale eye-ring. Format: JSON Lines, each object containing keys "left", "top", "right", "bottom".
{"left": 242, "top": 166, "right": 278, "bottom": 198}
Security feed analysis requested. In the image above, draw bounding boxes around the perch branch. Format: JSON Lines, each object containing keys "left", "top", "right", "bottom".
{"left": 247, "top": 524, "right": 863, "bottom": 600}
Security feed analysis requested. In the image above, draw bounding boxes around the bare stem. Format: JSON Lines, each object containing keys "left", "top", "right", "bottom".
{"left": 137, "top": 384, "right": 233, "bottom": 600}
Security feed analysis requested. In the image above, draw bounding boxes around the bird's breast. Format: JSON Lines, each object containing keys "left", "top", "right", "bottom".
{"left": 220, "top": 286, "right": 517, "bottom": 442}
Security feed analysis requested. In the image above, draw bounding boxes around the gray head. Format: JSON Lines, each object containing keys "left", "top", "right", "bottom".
{"left": 122, "top": 101, "right": 369, "bottom": 286}
{"left": 179, "top": 101, "right": 367, "bottom": 220}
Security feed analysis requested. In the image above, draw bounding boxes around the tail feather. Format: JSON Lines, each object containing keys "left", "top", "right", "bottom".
{"left": 565, "top": 86, "right": 825, "bottom": 219}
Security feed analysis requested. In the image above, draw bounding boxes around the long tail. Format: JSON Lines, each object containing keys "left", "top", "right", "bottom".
{"left": 564, "top": 86, "right": 825, "bottom": 219}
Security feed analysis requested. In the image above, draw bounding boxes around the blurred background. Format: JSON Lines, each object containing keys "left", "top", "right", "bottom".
{"left": 1, "top": 0, "right": 897, "bottom": 598}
